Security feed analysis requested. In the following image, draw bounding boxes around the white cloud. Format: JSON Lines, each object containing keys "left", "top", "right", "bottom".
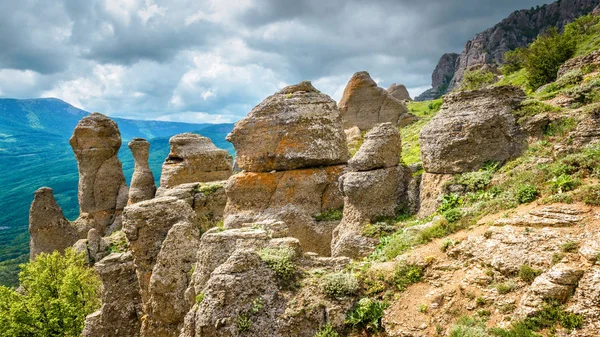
{"left": 154, "top": 111, "right": 237, "bottom": 124}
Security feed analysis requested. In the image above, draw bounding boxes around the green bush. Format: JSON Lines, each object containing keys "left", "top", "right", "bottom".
{"left": 548, "top": 174, "right": 580, "bottom": 194}
{"left": 394, "top": 262, "right": 423, "bottom": 291}
{"left": 439, "top": 194, "right": 463, "bottom": 212}
{"left": 560, "top": 241, "right": 579, "bottom": 253}
{"left": 258, "top": 248, "right": 296, "bottom": 281}
{"left": 523, "top": 27, "right": 576, "bottom": 90}
{"left": 314, "top": 324, "right": 339, "bottom": 337}
{"left": 452, "top": 170, "right": 493, "bottom": 192}
{"left": 345, "top": 298, "right": 388, "bottom": 332}
{"left": 519, "top": 264, "right": 542, "bottom": 284}
{"left": 496, "top": 282, "right": 515, "bottom": 295}
{"left": 516, "top": 184, "right": 539, "bottom": 204}
{"left": 461, "top": 69, "right": 497, "bottom": 91}
{"left": 314, "top": 208, "right": 343, "bottom": 221}
{"left": 0, "top": 249, "right": 101, "bottom": 337}
{"left": 502, "top": 47, "right": 527, "bottom": 75}
{"left": 582, "top": 185, "right": 600, "bottom": 205}
{"left": 449, "top": 316, "right": 490, "bottom": 337}
{"left": 322, "top": 272, "right": 359, "bottom": 298}
{"left": 490, "top": 301, "right": 583, "bottom": 336}
{"left": 443, "top": 208, "right": 462, "bottom": 223}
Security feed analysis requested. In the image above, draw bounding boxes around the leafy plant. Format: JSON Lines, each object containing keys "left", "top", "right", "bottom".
{"left": 461, "top": 69, "right": 497, "bottom": 91}
{"left": 560, "top": 241, "right": 579, "bottom": 253}
{"left": 394, "top": 262, "right": 423, "bottom": 291}
{"left": 259, "top": 248, "right": 296, "bottom": 282}
{"left": 548, "top": 174, "right": 580, "bottom": 194}
{"left": 495, "top": 282, "right": 515, "bottom": 295}
{"left": 516, "top": 184, "right": 539, "bottom": 204}
{"left": 448, "top": 316, "right": 491, "bottom": 337}
{"left": 314, "top": 208, "right": 343, "bottom": 222}
{"left": 322, "top": 272, "right": 359, "bottom": 298}
{"left": 314, "top": 323, "right": 339, "bottom": 337}
{"left": 582, "top": 185, "right": 600, "bottom": 205}
{"left": 490, "top": 301, "right": 583, "bottom": 336}
{"left": 439, "top": 193, "right": 463, "bottom": 212}
{"left": 345, "top": 298, "right": 388, "bottom": 332}
{"left": 519, "top": 264, "right": 542, "bottom": 284}
{"left": 443, "top": 208, "right": 462, "bottom": 223}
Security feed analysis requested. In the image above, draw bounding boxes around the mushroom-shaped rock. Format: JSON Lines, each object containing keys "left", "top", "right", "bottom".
{"left": 226, "top": 81, "right": 350, "bottom": 172}
{"left": 160, "top": 133, "right": 232, "bottom": 188}
{"left": 419, "top": 86, "right": 527, "bottom": 174}
{"left": 387, "top": 83, "right": 412, "bottom": 101}
{"left": 28, "top": 187, "right": 78, "bottom": 259}
{"left": 339, "top": 72, "right": 415, "bottom": 130}
{"left": 128, "top": 138, "right": 156, "bottom": 205}
{"left": 70, "top": 112, "right": 128, "bottom": 234}
{"left": 349, "top": 123, "right": 401, "bottom": 171}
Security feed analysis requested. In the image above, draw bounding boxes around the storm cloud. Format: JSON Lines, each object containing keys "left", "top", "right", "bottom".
{"left": 0, "top": 0, "right": 553, "bottom": 122}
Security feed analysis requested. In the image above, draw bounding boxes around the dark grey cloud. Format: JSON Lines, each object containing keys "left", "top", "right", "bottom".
{"left": 0, "top": 0, "right": 554, "bottom": 122}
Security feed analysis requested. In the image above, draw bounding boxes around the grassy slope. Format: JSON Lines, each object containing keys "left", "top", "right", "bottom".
{"left": 402, "top": 99, "right": 442, "bottom": 166}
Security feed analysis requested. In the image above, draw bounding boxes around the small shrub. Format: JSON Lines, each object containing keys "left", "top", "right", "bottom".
{"left": 345, "top": 298, "right": 388, "bottom": 332}
{"left": 441, "top": 238, "right": 455, "bottom": 252}
{"left": 544, "top": 117, "right": 577, "bottom": 137}
{"left": 438, "top": 193, "right": 463, "bottom": 212}
{"left": 362, "top": 222, "right": 396, "bottom": 238}
{"left": 259, "top": 248, "right": 296, "bottom": 281}
{"left": 314, "top": 324, "right": 339, "bottom": 337}
{"left": 237, "top": 313, "right": 251, "bottom": 332}
{"left": 394, "top": 262, "right": 424, "bottom": 291}
{"left": 560, "top": 241, "right": 579, "bottom": 253}
{"left": 195, "top": 183, "right": 221, "bottom": 195}
{"left": 322, "top": 272, "right": 359, "bottom": 298}
{"left": 516, "top": 184, "right": 539, "bottom": 204}
{"left": 582, "top": 185, "right": 600, "bottom": 205}
{"left": 443, "top": 208, "right": 462, "bottom": 223}
{"left": 548, "top": 174, "right": 580, "bottom": 194}
{"left": 496, "top": 282, "right": 515, "bottom": 295}
{"left": 502, "top": 47, "right": 527, "bottom": 74}
{"left": 490, "top": 300, "right": 583, "bottom": 335}
{"left": 519, "top": 264, "right": 542, "bottom": 284}
{"left": 461, "top": 69, "right": 497, "bottom": 91}
{"left": 448, "top": 316, "right": 489, "bottom": 337}
{"left": 483, "top": 231, "right": 493, "bottom": 239}
{"left": 418, "top": 304, "right": 428, "bottom": 313}
{"left": 428, "top": 100, "right": 443, "bottom": 112}
{"left": 552, "top": 253, "right": 565, "bottom": 265}
{"left": 452, "top": 170, "right": 493, "bottom": 192}
{"left": 314, "top": 208, "right": 343, "bottom": 222}
{"left": 476, "top": 297, "right": 486, "bottom": 307}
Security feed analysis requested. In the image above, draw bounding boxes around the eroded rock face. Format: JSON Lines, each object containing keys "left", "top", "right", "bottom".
{"left": 226, "top": 81, "right": 349, "bottom": 172}
{"left": 559, "top": 49, "right": 600, "bottom": 79}
{"left": 339, "top": 72, "right": 415, "bottom": 130}
{"left": 420, "top": 86, "right": 527, "bottom": 174}
{"left": 82, "top": 252, "right": 142, "bottom": 337}
{"left": 224, "top": 166, "right": 344, "bottom": 255}
{"left": 70, "top": 113, "right": 128, "bottom": 235}
{"left": 122, "top": 197, "right": 198, "bottom": 316}
{"left": 387, "top": 83, "right": 412, "bottom": 101}
{"left": 349, "top": 123, "right": 401, "bottom": 171}
{"left": 128, "top": 138, "right": 156, "bottom": 205}
{"left": 160, "top": 133, "right": 232, "bottom": 188}
{"left": 569, "top": 266, "right": 600, "bottom": 335}
{"left": 28, "top": 187, "right": 78, "bottom": 259}
{"left": 415, "top": 53, "right": 459, "bottom": 101}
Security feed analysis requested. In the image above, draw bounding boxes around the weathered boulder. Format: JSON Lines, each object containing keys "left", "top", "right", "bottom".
{"left": 70, "top": 113, "right": 128, "bottom": 235}
{"left": 387, "top": 83, "right": 412, "bottom": 101}
{"left": 420, "top": 86, "right": 527, "bottom": 174}
{"left": 417, "top": 173, "right": 453, "bottom": 218}
{"left": 227, "top": 81, "right": 349, "bottom": 172}
{"left": 568, "top": 105, "right": 600, "bottom": 148}
{"left": 142, "top": 221, "right": 201, "bottom": 337}
{"left": 82, "top": 252, "right": 142, "bottom": 337}
{"left": 28, "top": 187, "right": 78, "bottom": 259}
{"left": 157, "top": 181, "right": 227, "bottom": 230}
{"left": 331, "top": 166, "right": 409, "bottom": 258}
{"left": 224, "top": 166, "right": 344, "bottom": 255}
{"left": 339, "top": 71, "right": 416, "bottom": 130}
{"left": 349, "top": 123, "right": 401, "bottom": 171}
{"left": 568, "top": 266, "right": 600, "bottom": 335}
{"left": 558, "top": 49, "right": 600, "bottom": 78}
{"left": 128, "top": 138, "right": 156, "bottom": 205}
{"left": 122, "top": 197, "right": 198, "bottom": 314}
{"left": 493, "top": 205, "right": 586, "bottom": 227}
{"left": 160, "top": 133, "right": 232, "bottom": 188}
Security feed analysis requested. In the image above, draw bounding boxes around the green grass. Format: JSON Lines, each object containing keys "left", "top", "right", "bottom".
{"left": 496, "top": 68, "right": 529, "bottom": 92}
{"left": 402, "top": 99, "right": 443, "bottom": 166}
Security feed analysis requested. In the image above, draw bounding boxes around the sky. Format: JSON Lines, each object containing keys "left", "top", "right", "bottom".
{"left": 0, "top": 0, "right": 554, "bottom": 123}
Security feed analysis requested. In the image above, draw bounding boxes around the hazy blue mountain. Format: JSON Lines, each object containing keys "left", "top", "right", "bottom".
{"left": 0, "top": 98, "right": 234, "bottom": 286}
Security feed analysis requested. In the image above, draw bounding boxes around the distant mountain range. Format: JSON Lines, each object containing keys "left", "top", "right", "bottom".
{"left": 416, "top": 0, "right": 600, "bottom": 100}
{"left": 0, "top": 98, "right": 234, "bottom": 285}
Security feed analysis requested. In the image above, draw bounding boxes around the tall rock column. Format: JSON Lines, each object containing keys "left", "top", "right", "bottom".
{"left": 70, "top": 112, "right": 128, "bottom": 235}
{"left": 128, "top": 138, "right": 156, "bottom": 205}
{"left": 224, "top": 81, "right": 349, "bottom": 256}
{"left": 28, "top": 187, "right": 78, "bottom": 259}
{"left": 331, "top": 123, "right": 410, "bottom": 259}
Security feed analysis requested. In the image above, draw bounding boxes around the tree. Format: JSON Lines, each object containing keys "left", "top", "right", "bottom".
{"left": 0, "top": 249, "right": 101, "bottom": 337}
{"left": 523, "top": 27, "right": 576, "bottom": 90}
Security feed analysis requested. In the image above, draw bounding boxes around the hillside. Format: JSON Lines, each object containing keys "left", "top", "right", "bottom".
{"left": 0, "top": 98, "right": 234, "bottom": 286}
{"left": 416, "top": 0, "right": 600, "bottom": 101}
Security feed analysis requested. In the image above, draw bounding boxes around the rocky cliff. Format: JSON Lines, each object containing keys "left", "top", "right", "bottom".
{"left": 416, "top": 0, "right": 600, "bottom": 100}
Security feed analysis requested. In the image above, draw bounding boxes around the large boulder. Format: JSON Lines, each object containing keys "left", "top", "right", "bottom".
{"left": 224, "top": 166, "right": 345, "bottom": 256}
{"left": 226, "top": 81, "right": 349, "bottom": 172}
{"left": 28, "top": 187, "right": 79, "bottom": 259}
{"left": 70, "top": 113, "right": 128, "bottom": 235}
{"left": 160, "top": 133, "right": 232, "bottom": 188}
{"left": 339, "top": 71, "right": 415, "bottom": 130}
{"left": 387, "top": 83, "right": 412, "bottom": 101}
{"left": 82, "top": 252, "right": 142, "bottom": 337}
{"left": 349, "top": 123, "right": 401, "bottom": 171}
{"left": 128, "top": 138, "right": 156, "bottom": 205}
{"left": 419, "top": 86, "right": 527, "bottom": 174}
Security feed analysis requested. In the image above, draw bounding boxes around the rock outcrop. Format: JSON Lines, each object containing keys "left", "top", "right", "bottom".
{"left": 387, "top": 83, "right": 412, "bottom": 101}
{"left": 415, "top": 53, "right": 459, "bottom": 101}
{"left": 160, "top": 133, "right": 232, "bottom": 188}
{"left": 28, "top": 187, "right": 78, "bottom": 259}
{"left": 418, "top": 0, "right": 600, "bottom": 99}
{"left": 128, "top": 138, "right": 156, "bottom": 205}
{"left": 332, "top": 124, "right": 410, "bottom": 258}
{"left": 70, "top": 112, "right": 128, "bottom": 235}
{"left": 558, "top": 49, "right": 600, "bottom": 78}
{"left": 224, "top": 81, "right": 350, "bottom": 256}
{"left": 227, "top": 81, "right": 349, "bottom": 172}
{"left": 339, "top": 72, "right": 416, "bottom": 131}
{"left": 420, "top": 86, "right": 527, "bottom": 174}
{"left": 82, "top": 252, "right": 142, "bottom": 337}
